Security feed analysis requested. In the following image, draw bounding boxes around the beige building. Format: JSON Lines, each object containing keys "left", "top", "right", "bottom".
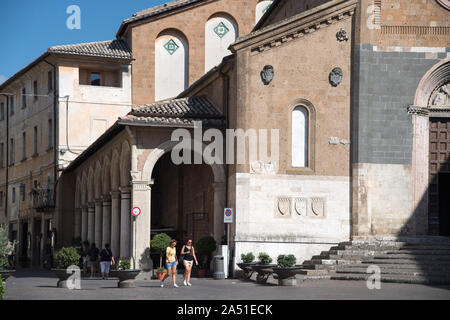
{"left": 58, "top": 0, "right": 450, "bottom": 277}
{"left": 0, "top": 40, "right": 133, "bottom": 266}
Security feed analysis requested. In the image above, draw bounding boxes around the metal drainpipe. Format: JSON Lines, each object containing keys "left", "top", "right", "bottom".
{"left": 0, "top": 93, "right": 10, "bottom": 221}
{"left": 43, "top": 59, "right": 58, "bottom": 249}
{"left": 219, "top": 66, "right": 231, "bottom": 275}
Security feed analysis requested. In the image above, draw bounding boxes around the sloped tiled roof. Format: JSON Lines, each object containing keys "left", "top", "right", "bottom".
{"left": 117, "top": 0, "right": 206, "bottom": 36}
{"left": 120, "top": 96, "right": 225, "bottom": 128}
{"left": 48, "top": 40, "right": 133, "bottom": 60}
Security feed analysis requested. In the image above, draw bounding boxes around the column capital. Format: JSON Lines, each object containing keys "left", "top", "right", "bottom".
{"left": 81, "top": 205, "right": 88, "bottom": 210}
{"left": 131, "top": 179, "right": 154, "bottom": 191}
{"left": 95, "top": 199, "right": 103, "bottom": 206}
{"left": 102, "top": 194, "right": 112, "bottom": 203}
{"left": 88, "top": 202, "right": 95, "bottom": 209}
{"left": 110, "top": 190, "right": 121, "bottom": 199}
{"left": 119, "top": 186, "right": 131, "bottom": 194}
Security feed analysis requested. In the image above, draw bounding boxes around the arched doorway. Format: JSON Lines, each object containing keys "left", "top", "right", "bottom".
{"left": 151, "top": 152, "right": 215, "bottom": 243}
{"left": 412, "top": 58, "right": 450, "bottom": 236}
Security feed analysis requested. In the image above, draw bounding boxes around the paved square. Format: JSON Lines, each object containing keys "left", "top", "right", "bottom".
{"left": 3, "top": 269, "right": 450, "bottom": 300}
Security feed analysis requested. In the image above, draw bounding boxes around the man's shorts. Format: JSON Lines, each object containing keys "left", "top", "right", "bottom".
{"left": 100, "top": 261, "right": 111, "bottom": 274}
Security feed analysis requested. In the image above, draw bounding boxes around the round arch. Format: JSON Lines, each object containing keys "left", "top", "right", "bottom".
{"left": 414, "top": 58, "right": 450, "bottom": 107}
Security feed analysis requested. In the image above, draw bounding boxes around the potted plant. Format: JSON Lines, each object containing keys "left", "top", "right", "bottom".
{"left": 110, "top": 259, "right": 141, "bottom": 288}
{"left": 150, "top": 233, "right": 171, "bottom": 279}
{"left": 237, "top": 252, "right": 256, "bottom": 280}
{"left": 252, "top": 252, "right": 276, "bottom": 284}
{"left": 0, "top": 225, "right": 16, "bottom": 280}
{"left": 272, "top": 254, "right": 301, "bottom": 286}
{"left": 52, "top": 247, "right": 81, "bottom": 288}
{"left": 195, "top": 236, "right": 217, "bottom": 278}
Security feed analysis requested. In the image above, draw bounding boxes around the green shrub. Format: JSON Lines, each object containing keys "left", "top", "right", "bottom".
{"left": 0, "top": 275, "right": 4, "bottom": 300}
{"left": 257, "top": 252, "right": 273, "bottom": 265}
{"left": 150, "top": 233, "right": 171, "bottom": 268}
{"left": 119, "top": 259, "right": 131, "bottom": 270}
{"left": 54, "top": 247, "right": 80, "bottom": 269}
{"left": 0, "top": 225, "right": 17, "bottom": 257}
{"left": 240, "top": 252, "right": 255, "bottom": 264}
{"left": 277, "top": 254, "right": 297, "bottom": 268}
{"left": 0, "top": 257, "right": 9, "bottom": 271}
{"left": 196, "top": 236, "right": 217, "bottom": 269}
{"left": 156, "top": 267, "right": 166, "bottom": 273}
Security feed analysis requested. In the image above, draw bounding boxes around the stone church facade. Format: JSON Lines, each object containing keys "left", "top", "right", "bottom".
{"left": 2, "top": 0, "right": 449, "bottom": 272}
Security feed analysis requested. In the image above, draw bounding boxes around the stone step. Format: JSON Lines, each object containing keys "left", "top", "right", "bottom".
{"left": 301, "top": 264, "right": 338, "bottom": 270}
{"left": 330, "top": 273, "right": 450, "bottom": 285}
{"left": 335, "top": 267, "right": 449, "bottom": 277}
{"left": 298, "top": 269, "right": 331, "bottom": 276}
{"left": 373, "top": 254, "right": 450, "bottom": 261}
{"left": 388, "top": 249, "right": 450, "bottom": 255}
{"left": 314, "top": 254, "right": 374, "bottom": 260}
{"left": 363, "top": 258, "right": 450, "bottom": 265}
{"left": 327, "top": 249, "right": 380, "bottom": 256}
{"left": 303, "top": 259, "right": 363, "bottom": 266}
{"left": 337, "top": 263, "right": 450, "bottom": 271}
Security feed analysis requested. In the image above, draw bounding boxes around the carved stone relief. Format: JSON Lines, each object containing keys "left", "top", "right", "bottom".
{"left": 293, "top": 198, "right": 308, "bottom": 216}
{"left": 429, "top": 82, "right": 450, "bottom": 107}
{"left": 261, "top": 65, "right": 274, "bottom": 85}
{"left": 336, "top": 28, "right": 349, "bottom": 42}
{"left": 329, "top": 67, "right": 343, "bottom": 87}
{"left": 250, "top": 161, "right": 277, "bottom": 174}
{"left": 276, "top": 197, "right": 291, "bottom": 217}
{"left": 310, "top": 198, "right": 325, "bottom": 217}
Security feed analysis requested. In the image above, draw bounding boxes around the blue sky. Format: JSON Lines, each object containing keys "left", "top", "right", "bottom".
{"left": 0, "top": 0, "right": 167, "bottom": 83}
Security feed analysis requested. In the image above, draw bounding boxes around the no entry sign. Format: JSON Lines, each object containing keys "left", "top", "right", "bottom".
{"left": 132, "top": 207, "right": 141, "bottom": 217}
{"left": 224, "top": 208, "right": 233, "bottom": 223}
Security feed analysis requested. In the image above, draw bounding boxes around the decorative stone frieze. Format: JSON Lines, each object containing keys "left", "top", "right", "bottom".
{"left": 275, "top": 196, "right": 326, "bottom": 218}
{"left": 293, "top": 198, "right": 308, "bottom": 216}
{"left": 276, "top": 197, "right": 291, "bottom": 217}
{"left": 310, "top": 198, "right": 326, "bottom": 218}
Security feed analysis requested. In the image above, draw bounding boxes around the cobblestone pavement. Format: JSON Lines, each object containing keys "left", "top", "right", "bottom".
{"left": 3, "top": 269, "right": 450, "bottom": 300}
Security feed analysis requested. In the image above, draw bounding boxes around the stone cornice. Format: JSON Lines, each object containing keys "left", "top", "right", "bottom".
{"left": 408, "top": 105, "right": 450, "bottom": 117}
{"left": 231, "top": 0, "right": 357, "bottom": 54}
{"left": 407, "top": 106, "right": 429, "bottom": 116}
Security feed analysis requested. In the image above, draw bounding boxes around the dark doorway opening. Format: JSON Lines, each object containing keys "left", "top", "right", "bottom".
{"left": 438, "top": 173, "right": 450, "bottom": 236}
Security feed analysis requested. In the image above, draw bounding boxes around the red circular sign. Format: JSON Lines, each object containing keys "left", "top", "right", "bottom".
{"left": 225, "top": 209, "right": 232, "bottom": 217}
{"left": 132, "top": 207, "right": 141, "bottom": 217}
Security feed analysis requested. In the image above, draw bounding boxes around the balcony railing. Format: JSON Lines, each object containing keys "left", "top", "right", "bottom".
{"left": 32, "top": 189, "right": 55, "bottom": 212}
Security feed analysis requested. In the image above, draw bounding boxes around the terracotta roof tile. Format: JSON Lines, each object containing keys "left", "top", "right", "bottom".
{"left": 49, "top": 40, "right": 132, "bottom": 60}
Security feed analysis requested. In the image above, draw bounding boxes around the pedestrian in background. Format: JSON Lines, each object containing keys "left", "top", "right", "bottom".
{"left": 86, "top": 243, "right": 100, "bottom": 278}
{"left": 181, "top": 239, "right": 198, "bottom": 286}
{"left": 100, "top": 243, "right": 115, "bottom": 279}
{"left": 161, "top": 239, "right": 178, "bottom": 288}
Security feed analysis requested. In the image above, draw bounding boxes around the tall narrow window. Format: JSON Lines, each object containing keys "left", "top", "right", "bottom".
{"left": 22, "top": 132, "right": 26, "bottom": 160}
{"left": 9, "top": 138, "right": 14, "bottom": 165}
{"left": 0, "top": 143, "right": 4, "bottom": 168}
{"left": 90, "top": 72, "right": 101, "bottom": 86}
{"left": 205, "top": 14, "right": 238, "bottom": 72}
{"left": 0, "top": 102, "right": 4, "bottom": 121}
{"left": 9, "top": 95, "right": 14, "bottom": 115}
{"left": 33, "top": 126, "right": 38, "bottom": 155}
{"left": 48, "top": 119, "right": 53, "bottom": 149}
{"left": 155, "top": 29, "right": 189, "bottom": 101}
{"left": 33, "top": 80, "right": 38, "bottom": 101}
{"left": 0, "top": 191, "right": 3, "bottom": 207}
{"left": 12, "top": 187, "right": 15, "bottom": 204}
{"left": 292, "top": 106, "right": 308, "bottom": 167}
{"left": 48, "top": 71, "right": 53, "bottom": 92}
{"left": 22, "top": 88, "right": 26, "bottom": 108}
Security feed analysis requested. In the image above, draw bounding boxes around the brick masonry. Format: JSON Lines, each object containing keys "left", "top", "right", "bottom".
{"left": 353, "top": 43, "right": 448, "bottom": 165}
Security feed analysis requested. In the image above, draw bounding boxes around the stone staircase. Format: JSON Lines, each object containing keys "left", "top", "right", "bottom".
{"left": 299, "top": 237, "right": 450, "bottom": 285}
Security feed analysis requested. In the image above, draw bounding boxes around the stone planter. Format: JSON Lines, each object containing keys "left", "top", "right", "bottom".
{"left": 0, "top": 270, "right": 15, "bottom": 281}
{"left": 250, "top": 264, "right": 276, "bottom": 284}
{"left": 52, "top": 269, "right": 77, "bottom": 288}
{"left": 156, "top": 270, "right": 167, "bottom": 281}
{"left": 272, "top": 267, "right": 302, "bottom": 286}
{"left": 237, "top": 263, "right": 256, "bottom": 280}
{"left": 110, "top": 270, "right": 141, "bottom": 288}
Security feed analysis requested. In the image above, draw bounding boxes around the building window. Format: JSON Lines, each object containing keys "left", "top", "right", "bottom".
{"left": 12, "top": 187, "right": 15, "bottom": 204}
{"left": 0, "top": 143, "right": 4, "bottom": 168}
{"left": 33, "top": 126, "right": 38, "bottom": 156}
{"left": 155, "top": 30, "right": 189, "bottom": 101}
{"left": 9, "top": 95, "right": 14, "bottom": 116}
{"left": 292, "top": 106, "right": 309, "bottom": 168}
{"left": 205, "top": 14, "right": 238, "bottom": 73}
{"left": 9, "top": 138, "right": 14, "bottom": 165}
{"left": 90, "top": 72, "right": 101, "bottom": 86}
{"left": 0, "top": 102, "right": 4, "bottom": 121}
{"left": 0, "top": 191, "right": 3, "bottom": 207}
{"left": 22, "top": 132, "right": 26, "bottom": 161}
{"left": 48, "top": 119, "right": 53, "bottom": 149}
{"left": 20, "top": 184, "right": 25, "bottom": 202}
{"left": 48, "top": 71, "right": 53, "bottom": 92}
{"left": 22, "top": 87, "right": 26, "bottom": 108}
{"left": 33, "top": 80, "right": 38, "bottom": 101}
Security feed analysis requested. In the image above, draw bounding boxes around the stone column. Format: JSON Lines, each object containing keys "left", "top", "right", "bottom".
{"left": 81, "top": 206, "right": 88, "bottom": 242}
{"left": 110, "top": 191, "right": 121, "bottom": 259}
{"left": 74, "top": 207, "right": 81, "bottom": 239}
{"left": 131, "top": 179, "right": 153, "bottom": 272}
{"left": 94, "top": 199, "right": 103, "bottom": 248}
{"left": 87, "top": 203, "right": 95, "bottom": 244}
{"left": 102, "top": 195, "right": 112, "bottom": 248}
{"left": 212, "top": 181, "right": 226, "bottom": 245}
{"left": 119, "top": 186, "right": 131, "bottom": 259}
